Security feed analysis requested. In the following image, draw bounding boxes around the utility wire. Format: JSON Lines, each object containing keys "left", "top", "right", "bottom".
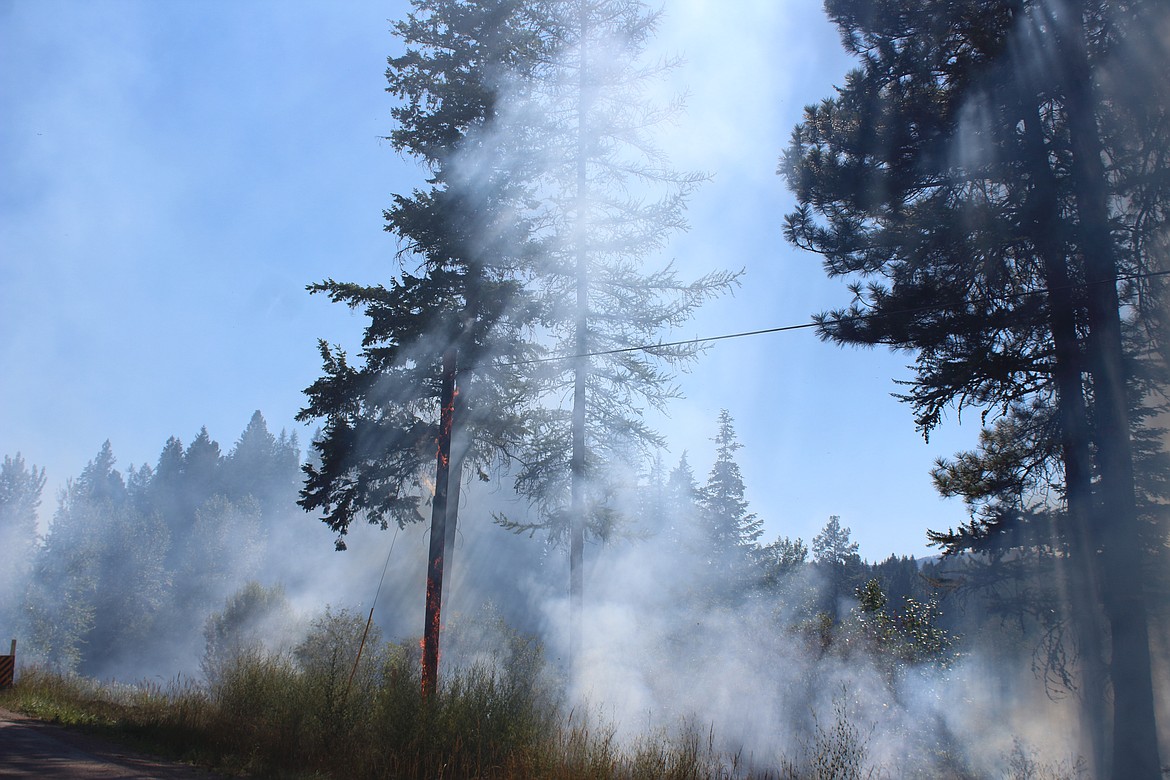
{"left": 503, "top": 268, "right": 1170, "bottom": 367}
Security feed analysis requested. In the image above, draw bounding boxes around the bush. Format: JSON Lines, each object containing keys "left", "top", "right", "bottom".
{"left": 201, "top": 581, "right": 297, "bottom": 685}
{"left": 780, "top": 691, "right": 877, "bottom": 780}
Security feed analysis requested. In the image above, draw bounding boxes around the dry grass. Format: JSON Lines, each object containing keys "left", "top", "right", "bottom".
{"left": 0, "top": 652, "right": 754, "bottom": 779}
{"left": 0, "top": 634, "right": 979, "bottom": 780}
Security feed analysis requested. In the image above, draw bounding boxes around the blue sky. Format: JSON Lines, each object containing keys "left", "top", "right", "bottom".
{"left": 1, "top": 0, "right": 983, "bottom": 560}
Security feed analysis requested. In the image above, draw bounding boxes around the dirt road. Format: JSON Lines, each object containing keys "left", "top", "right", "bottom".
{"left": 0, "top": 707, "right": 227, "bottom": 779}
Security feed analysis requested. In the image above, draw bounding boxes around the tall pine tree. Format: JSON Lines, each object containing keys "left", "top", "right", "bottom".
{"left": 494, "top": 0, "right": 739, "bottom": 661}
{"left": 697, "top": 410, "right": 761, "bottom": 602}
{"left": 25, "top": 442, "right": 170, "bottom": 676}
{"left": 301, "top": 0, "right": 738, "bottom": 671}
{"left": 298, "top": 0, "right": 544, "bottom": 550}
{"left": 781, "top": 0, "right": 1168, "bottom": 774}
{"left": 0, "top": 454, "right": 45, "bottom": 636}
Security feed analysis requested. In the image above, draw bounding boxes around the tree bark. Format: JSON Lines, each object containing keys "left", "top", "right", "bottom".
{"left": 442, "top": 420, "right": 467, "bottom": 601}
{"left": 1060, "top": 3, "right": 1162, "bottom": 775}
{"left": 568, "top": 0, "right": 592, "bottom": 672}
{"left": 1020, "top": 102, "right": 1111, "bottom": 779}
{"left": 442, "top": 281, "right": 475, "bottom": 603}
{"left": 422, "top": 347, "right": 458, "bottom": 698}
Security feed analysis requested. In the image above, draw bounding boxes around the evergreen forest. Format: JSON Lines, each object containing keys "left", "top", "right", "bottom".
{"left": 1, "top": 0, "right": 1168, "bottom": 777}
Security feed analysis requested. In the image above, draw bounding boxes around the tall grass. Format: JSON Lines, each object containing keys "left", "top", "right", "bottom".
{"left": 1, "top": 655, "right": 745, "bottom": 779}
{"left": 0, "top": 603, "right": 1097, "bottom": 780}
{"left": 2, "top": 618, "right": 1001, "bottom": 779}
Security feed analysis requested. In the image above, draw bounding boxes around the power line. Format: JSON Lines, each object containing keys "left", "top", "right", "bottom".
{"left": 504, "top": 268, "right": 1170, "bottom": 367}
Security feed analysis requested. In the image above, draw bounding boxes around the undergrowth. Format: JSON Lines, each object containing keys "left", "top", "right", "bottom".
{"left": 1, "top": 658, "right": 743, "bottom": 779}
{"left": 0, "top": 617, "right": 1062, "bottom": 779}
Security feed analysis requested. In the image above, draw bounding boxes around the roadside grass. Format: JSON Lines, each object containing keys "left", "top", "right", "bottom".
{"left": 0, "top": 666, "right": 223, "bottom": 767}
{"left": 0, "top": 655, "right": 737, "bottom": 779}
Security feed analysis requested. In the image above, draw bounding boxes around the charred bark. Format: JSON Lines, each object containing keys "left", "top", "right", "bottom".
{"left": 422, "top": 347, "right": 458, "bottom": 698}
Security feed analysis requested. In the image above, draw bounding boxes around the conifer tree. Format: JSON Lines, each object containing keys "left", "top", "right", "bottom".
{"left": 760, "top": 535, "right": 808, "bottom": 586}
{"left": 665, "top": 451, "right": 699, "bottom": 541}
{"left": 149, "top": 435, "right": 186, "bottom": 534}
{"left": 812, "top": 515, "right": 862, "bottom": 620}
{"left": 177, "top": 494, "right": 263, "bottom": 615}
{"left": 781, "top": 0, "right": 1167, "bottom": 773}
{"left": 25, "top": 442, "right": 170, "bottom": 676}
{"left": 638, "top": 452, "right": 669, "bottom": 535}
{"left": 224, "top": 411, "right": 300, "bottom": 519}
{"left": 297, "top": 0, "right": 553, "bottom": 692}
{"left": 492, "top": 0, "right": 738, "bottom": 660}
{"left": 183, "top": 428, "right": 224, "bottom": 513}
{"left": 298, "top": 0, "right": 544, "bottom": 550}
{"left": 300, "top": 0, "right": 737, "bottom": 670}
{"left": 697, "top": 410, "right": 761, "bottom": 600}
{"left": 0, "top": 453, "right": 45, "bottom": 634}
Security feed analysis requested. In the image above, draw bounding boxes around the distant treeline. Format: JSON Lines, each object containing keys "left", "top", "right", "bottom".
{"left": 0, "top": 407, "right": 1123, "bottom": 697}
{"left": 0, "top": 411, "right": 300, "bottom": 679}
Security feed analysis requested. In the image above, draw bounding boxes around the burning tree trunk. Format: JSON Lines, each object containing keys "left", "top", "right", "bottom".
{"left": 441, "top": 421, "right": 468, "bottom": 599}
{"left": 422, "top": 347, "right": 458, "bottom": 698}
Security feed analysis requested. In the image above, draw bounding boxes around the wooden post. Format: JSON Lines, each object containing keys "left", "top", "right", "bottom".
{"left": 421, "top": 347, "right": 457, "bottom": 698}
{"left": 0, "top": 640, "right": 15, "bottom": 689}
